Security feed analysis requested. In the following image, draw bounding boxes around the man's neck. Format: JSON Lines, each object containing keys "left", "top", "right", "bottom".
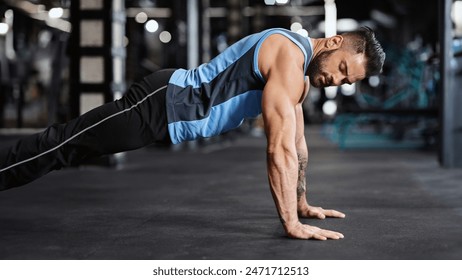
{"left": 310, "top": 38, "right": 328, "bottom": 58}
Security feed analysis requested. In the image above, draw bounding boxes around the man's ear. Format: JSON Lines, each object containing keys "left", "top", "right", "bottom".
{"left": 325, "top": 35, "right": 344, "bottom": 50}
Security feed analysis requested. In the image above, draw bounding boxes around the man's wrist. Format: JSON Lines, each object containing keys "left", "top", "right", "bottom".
{"left": 283, "top": 219, "right": 304, "bottom": 236}
{"left": 297, "top": 197, "right": 309, "bottom": 209}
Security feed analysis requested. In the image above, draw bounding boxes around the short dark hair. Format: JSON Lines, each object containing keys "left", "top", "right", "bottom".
{"left": 342, "top": 26, "right": 386, "bottom": 76}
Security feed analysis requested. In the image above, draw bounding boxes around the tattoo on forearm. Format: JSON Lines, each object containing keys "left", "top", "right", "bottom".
{"left": 297, "top": 153, "right": 308, "bottom": 202}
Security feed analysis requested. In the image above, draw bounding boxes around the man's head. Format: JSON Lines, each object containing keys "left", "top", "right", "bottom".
{"left": 307, "top": 27, "right": 385, "bottom": 88}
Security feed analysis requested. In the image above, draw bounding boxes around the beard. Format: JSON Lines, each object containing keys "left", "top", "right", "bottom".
{"left": 307, "top": 49, "right": 335, "bottom": 88}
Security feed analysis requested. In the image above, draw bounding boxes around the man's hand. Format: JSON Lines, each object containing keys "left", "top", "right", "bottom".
{"left": 285, "top": 221, "right": 344, "bottom": 240}
{"left": 298, "top": 204, "right": 346, "bottom": 219}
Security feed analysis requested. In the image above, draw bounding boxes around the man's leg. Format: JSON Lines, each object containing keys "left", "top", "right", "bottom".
{"left": 0, "top": 69, "right": 174, "bottom": 190}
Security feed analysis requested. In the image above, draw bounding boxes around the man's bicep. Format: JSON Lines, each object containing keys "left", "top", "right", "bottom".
{"left": 261, "top": 83, "right": 296, "bottom": 144}
{"left": 261, "top": 57, "right": 305, "bottom": 148}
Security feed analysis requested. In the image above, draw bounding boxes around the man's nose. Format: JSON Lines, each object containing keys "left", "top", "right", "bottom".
{"left": 332, "top": 75, "right": 344, "bottom": 86}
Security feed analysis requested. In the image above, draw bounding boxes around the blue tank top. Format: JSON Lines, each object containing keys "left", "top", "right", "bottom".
{"left": 166, "top": 28, "right": 313, "bottom": 144}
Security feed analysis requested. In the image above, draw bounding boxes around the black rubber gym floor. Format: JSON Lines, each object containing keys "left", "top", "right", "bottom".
{"left": 0, "top": 126, "right": 461, "bottom": 259}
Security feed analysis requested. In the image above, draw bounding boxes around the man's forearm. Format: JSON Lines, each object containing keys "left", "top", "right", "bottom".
{"left": 266, "top": 150, "right": 299, "bottom": 227}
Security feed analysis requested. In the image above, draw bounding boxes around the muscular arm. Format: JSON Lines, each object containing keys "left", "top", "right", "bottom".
{"left": 262, "top": 75, "right": 309, "bottom": 237}
{"left": 259, "top": 35, "right": 343, "bottom": 240}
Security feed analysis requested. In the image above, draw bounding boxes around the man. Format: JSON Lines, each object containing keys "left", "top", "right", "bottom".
{"left": 0, "top": 27, "right": 385, "bottom": 240}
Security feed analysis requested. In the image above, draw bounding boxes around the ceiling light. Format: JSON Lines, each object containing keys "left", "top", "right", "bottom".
{"left": 145, "top": 19, "right": 159, "bottom": 33}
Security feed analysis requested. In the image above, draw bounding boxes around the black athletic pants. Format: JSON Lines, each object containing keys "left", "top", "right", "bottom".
{"left": 0, "top": 69, "right": 175, "bottom": 190}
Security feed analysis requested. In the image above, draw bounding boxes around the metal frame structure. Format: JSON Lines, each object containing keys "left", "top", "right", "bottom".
{"left": 69, "top": 0, "right": 126, "bottom": 117}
